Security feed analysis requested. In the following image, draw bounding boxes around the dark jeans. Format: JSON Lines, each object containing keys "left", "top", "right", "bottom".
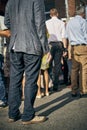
{"left": 0, "top": 54, "right": 7, "bottom": 102}
{"left": 8, "top": 51, "right": 41, "bottom": 121}
{"left": 62, "top": 57, "right": 69, "bottom": 85}
{"left": 49, "top": 41, "right": 63, "bottom": 89}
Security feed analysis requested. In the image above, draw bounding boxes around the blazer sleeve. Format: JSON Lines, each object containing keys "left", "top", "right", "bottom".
{"left": 33, "top": 0, "right": 49, "bottom": 54}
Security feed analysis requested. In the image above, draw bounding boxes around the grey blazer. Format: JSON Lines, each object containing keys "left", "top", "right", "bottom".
{"left": 4, "top": 0, "right": 49, "bottom": 55}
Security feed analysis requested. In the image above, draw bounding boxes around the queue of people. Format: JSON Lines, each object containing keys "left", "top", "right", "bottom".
{"left": 0, "top": 0, "right": 87, "bottom": 125}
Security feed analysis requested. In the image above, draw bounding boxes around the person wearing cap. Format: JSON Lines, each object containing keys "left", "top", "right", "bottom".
{"left": 66, "top": 6, "right": 87, "bottom": 97}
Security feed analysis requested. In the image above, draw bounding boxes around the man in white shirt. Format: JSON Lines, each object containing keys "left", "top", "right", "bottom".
{"left": 66, "top": 6, "right": 87, "bottom": 97}
{"left": 46, "top": 8, "right": 67, "bottom": 91}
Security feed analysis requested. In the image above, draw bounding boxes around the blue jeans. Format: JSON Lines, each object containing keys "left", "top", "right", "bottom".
{"left": 0, "top": 54, "right": 7, "bottom": 102}
{"left": 8, "top": 51, "right": 41, "bottom": 121}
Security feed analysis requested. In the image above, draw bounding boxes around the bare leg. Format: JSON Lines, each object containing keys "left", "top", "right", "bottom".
{"left": 36, "top": 73, "right": 42, "bottom": 98}
{"left": 22, "top": 75, "right": 25, "bottom": 100}
{"left": 43, "top": 69, "right": 49, "bottom": 96}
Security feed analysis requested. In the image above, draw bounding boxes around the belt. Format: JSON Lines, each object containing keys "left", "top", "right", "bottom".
{"left": 72, "top": 44, "right": 87, "bottom": 46}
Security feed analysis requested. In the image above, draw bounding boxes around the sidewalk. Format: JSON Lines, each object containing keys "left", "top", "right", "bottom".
{"left": 0, "top": 85, "right": 87, "bottom": 130}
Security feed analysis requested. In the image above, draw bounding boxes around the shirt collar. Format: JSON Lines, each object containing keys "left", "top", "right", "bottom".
{"left": 51, "top": 16, "right": 58, "bottom": 19}
{"left": 75, "top": 15, "right": 82, "bottom": 19}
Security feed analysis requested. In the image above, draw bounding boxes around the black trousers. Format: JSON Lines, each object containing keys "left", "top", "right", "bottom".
{"left": 49, "top": 41, "right": 63, "bottom": 89}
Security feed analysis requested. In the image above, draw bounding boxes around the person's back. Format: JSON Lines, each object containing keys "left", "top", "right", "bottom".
{"left": 46, "top": 10, "right": 66, "bottom": 43}
{"left": 66, "top": 16, "right": 87, "bottom": 45}
{"left": 46, "top": 8, "right": 67, "bottom": 91}
{"left": 5, "top": 0, "right": 48, "bottom": 55}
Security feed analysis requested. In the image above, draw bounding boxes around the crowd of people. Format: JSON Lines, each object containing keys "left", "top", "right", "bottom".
{"left": 0, "top": 0, "right": 87, "bottom": 125}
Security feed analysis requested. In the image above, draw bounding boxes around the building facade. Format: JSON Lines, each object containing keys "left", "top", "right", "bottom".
{"left": 0, "top": 0, "right": 87, "bottom": 18}
{"left": 44, "top": 0, "right": 87, "bottom": 19}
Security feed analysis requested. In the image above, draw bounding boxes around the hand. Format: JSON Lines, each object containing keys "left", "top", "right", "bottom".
{"left": 63, "top": 51, "right": 68, "bottom": 57}
{"left": 0, "top": 29, "right": 11, "bottom": 37}
{"left": 46, "top": 52, "right": 52, "bottom": 63}
{"left": 4, "top": 30, "right": 11, "bottom": 37}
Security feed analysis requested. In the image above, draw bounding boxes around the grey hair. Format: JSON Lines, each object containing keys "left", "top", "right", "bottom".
{"left": 76, "top": 6, "right": 85, "bottom": 15}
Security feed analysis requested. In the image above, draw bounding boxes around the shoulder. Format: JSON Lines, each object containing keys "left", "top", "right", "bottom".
{"left": 0, "top": 16, "right": 4, "bottom": 21}
{"left": 57, "top": 18, "right": 65, "bottom": 25}
{"left": 46, "top": 19, "right": 51, "bottom": 24}
{"left": 67, "top": 17, "right": 75, "bottom": 25}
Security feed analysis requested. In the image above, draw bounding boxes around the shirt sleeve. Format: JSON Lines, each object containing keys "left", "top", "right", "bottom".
{"left": 0, "top": 16, "right": 7, "bottom": 30}
{"left": 81, "top": 19, "right": 87, "bottom": 42}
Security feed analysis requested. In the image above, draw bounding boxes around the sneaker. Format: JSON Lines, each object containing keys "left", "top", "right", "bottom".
{"left": 36, "top": 95, "right": 42, "bottom": 99}
{"left": 45, "top": 93, "right": 49, "bottom": 96}
{"left": 0, "top": 101, "right": 8, "bottom": 108}
{"left": 71, "top": 93, "right": 77, "bottom": 97}
{"left": 22, "top": 116, "right": 47, "bottom": 125}
{"left": 36, "top": 93, "right": 44, "bottom": 99}
{"left": 79, "top": 93, "right": 87, "bottom": 98}
{"left": 53, "top": 88, "right": 58, "bottom": 92}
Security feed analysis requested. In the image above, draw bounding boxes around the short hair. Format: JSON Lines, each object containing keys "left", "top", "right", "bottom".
{"left": 75, "top": 6, "right": 85, "bottom": 15}
{"left": 50, "top": 8, "right": 58, "bottom": 16}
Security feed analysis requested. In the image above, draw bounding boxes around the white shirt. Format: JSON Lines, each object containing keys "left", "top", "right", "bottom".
{"left": 66, "top": 15, "right": 87, "bottom": 45}
{"left": 46, "top": 16, "right": 66, "bottom": 43}
{"left": 0, "top": 16, "right": 7, "bottom": 55}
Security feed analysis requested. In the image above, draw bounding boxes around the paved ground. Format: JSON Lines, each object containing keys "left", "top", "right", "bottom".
{"left": 0, "top": 85, "right": 87, "bottom": 130}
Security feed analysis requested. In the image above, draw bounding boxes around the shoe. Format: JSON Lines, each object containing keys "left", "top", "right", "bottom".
{"left": 22, "top": 116, "right": 47, "bottom": 125}
{"left": 71, "top": 93, "right": 77, "bottom": 97}
{"left": 79, "top": 93, "right": 87, "bottom": 98}
{"left": 53, "top": 88, "right": 58, "bottom": 92}
{"left": 79, "top": 94, "right": 83, "bottom": 98}
{"left": 45, "top": 93, "right": 49, "bottom": 96}
{"left": 8, "top": 114, "right": 21, "bottom": 122}
{"left": 36, "top": 92, "right": 45, "bottom": 99}
{"left": 36, "top": 95, "right": 42, "bottom": 99}
{"left": 0, "top": 102, "right": 8, "bottom": 108}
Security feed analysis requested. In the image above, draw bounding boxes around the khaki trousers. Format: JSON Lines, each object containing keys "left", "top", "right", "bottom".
{"left": 71, "top": 45, "right": 87, "bottom": 94}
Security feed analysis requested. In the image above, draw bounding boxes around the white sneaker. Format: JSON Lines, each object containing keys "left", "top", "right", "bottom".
{"left": 0, "top": 100, "right": 4, "bottom": 105}
{"left": 36, "top": 95, "right": 42, "bottom": 99}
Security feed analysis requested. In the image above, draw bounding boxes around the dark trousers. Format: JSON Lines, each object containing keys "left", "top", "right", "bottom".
{"left": 8, "top": 51, "right": 41, "bottom": 121}
{"left": 62, "top": 57, "right": 69, "bottom": 85}
{"left": 0, "top": 54, "right": 7, "bottom": 102}
{"left": 49, "top": 41, "right": 63, "bottom": 89}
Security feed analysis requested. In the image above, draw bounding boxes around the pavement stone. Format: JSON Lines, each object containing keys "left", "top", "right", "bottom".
{"left": 0, "top": 85, "right": 87, "bottom": 130}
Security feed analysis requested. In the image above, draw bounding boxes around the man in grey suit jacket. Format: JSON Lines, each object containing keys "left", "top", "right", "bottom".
{"left": 4, "top": 0, "right": 51, "bottom": 124}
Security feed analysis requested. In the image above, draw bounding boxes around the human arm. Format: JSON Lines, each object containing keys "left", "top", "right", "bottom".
{"left": 0, "top": 29, "right": 11, "bottom": 37}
